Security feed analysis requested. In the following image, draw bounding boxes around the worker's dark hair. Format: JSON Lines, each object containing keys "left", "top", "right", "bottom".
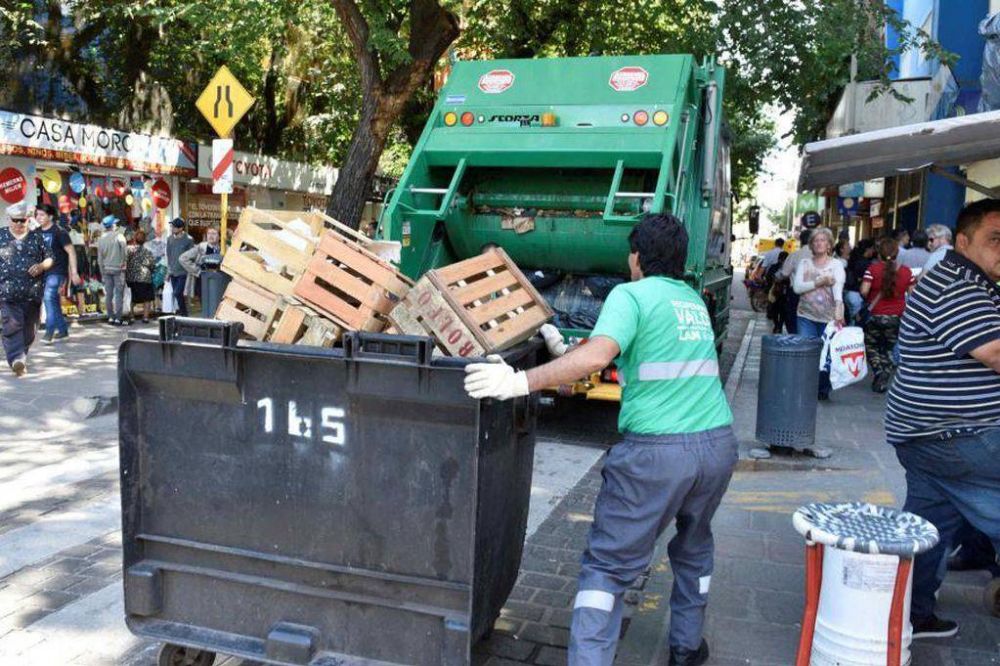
{"left": 956, "top": 198, "right": 1000, "bottom": 240}
{"left": 629, "top": 214, "right": 688, "bottom": 279}
{"left": 37, "top": 204, "right": 57, "bottom": 217}
{"left": 892, "top": 228, "right": 909, "bottom": 242}
{"left": 774, "top": 238, "right": 785, "bottom": 247}
{"left": 798, "top": 228, "right": 812, "bottom": 245}
{"left": 910, "top": 230, "right": 928, "bottom": 249}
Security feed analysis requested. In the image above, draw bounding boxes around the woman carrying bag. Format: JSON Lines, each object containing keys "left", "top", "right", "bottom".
{"left": 860, "top": 237, "right": 915, "bottom": 393}
{"left": 792, "top": 227, "right": 845, "bottom": 400}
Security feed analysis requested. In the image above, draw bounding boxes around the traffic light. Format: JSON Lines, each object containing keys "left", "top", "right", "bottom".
{"left": 748, "top": 205, "right": 760, "bottom": 236}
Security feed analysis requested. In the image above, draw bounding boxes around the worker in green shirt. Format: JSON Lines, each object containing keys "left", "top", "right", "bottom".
{"left": 465, "top": 214, "right": 736, "bottom": 666}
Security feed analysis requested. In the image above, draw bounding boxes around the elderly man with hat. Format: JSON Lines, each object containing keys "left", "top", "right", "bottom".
{"left": 97, "top": 214, "right": 128, "bottom": 325}
{"left": 0, "top": 202, "right": 53, "bottom": 376}
{"left": 166, "top": 217, "right": 194, "bottom": 316}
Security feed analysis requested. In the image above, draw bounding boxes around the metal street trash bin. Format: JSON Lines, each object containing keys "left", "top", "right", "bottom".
{"left": 792, "top": 502, "right": 939, "bottom": 666}
{"left": 119, "top": 318, "right": 543, "bottom": 665}
{"left": 199, "top": 256, "right": 229, "bottom": 318}
{"left": 755, "top": 335, "right": 822, "bottom": 450}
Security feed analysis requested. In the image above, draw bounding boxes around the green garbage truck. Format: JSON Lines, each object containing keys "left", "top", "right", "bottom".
{"left": 379, "top": 54, "right": 734, "bottom": 401}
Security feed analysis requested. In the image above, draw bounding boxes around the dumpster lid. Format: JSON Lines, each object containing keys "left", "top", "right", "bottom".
{"left": 792, "top": 502, "right": 939, "bottom": 556}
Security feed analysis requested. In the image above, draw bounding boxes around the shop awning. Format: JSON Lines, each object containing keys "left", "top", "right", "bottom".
{"left": 799, "top": 109, "right": 1000, "bottom": 191}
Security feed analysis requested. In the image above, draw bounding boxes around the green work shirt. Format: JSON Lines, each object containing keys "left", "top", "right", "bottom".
{"left": 590, "top": 276, "right": 733, "bottom": 435}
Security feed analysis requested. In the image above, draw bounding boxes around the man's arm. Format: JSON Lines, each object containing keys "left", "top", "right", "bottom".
{"left": 525, "top": 336, "right": 620, "bottom": 392}
{"left": 969, "top": 339, "right": 1000, "bottom": 373}
{"left": 64, "top": 241, "right": 80, "bottom": 284}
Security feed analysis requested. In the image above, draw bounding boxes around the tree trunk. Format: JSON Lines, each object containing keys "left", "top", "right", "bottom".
{"left": 325, "top": 91, "right": 398, "bottom": 230}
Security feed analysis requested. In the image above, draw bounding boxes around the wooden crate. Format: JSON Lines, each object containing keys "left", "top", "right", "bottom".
{"left": 221, "top": 208, "right": 320, "bottom": 296}
{"left": 214, "top": 278, "right": 283, "bottom": 340}
{"left": 293, "top": 230, "right": 413, "bottom": 332}
{"left": 270, "top": 299, "right": 342, "bottom": 348}
{"left": 388, "top": 248, "right": 553, "bottom": 357}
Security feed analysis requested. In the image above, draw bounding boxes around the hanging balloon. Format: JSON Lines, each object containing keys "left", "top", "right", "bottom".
{"left": 40, "top": 169, "right": 62, "bottom": 193}
{"left": 79, "top": 196, "right": 87, "bottom": 209}
{"left": 58, "top": 195, "right": 72, "bottom": 214}
{"left": 112, "top": 179, "right": 127, "bottom": 197}
{"left": 102, "top": 197, "right": 110, "bottom": 205}
{"left": 69, "top": 172, "right": 86, "bottom": 194}
{"left": 94, "top": 185, "right": 105, "bottom": 198}
{"left": 142, "top": 197, "right": 153, "bottom": 212}
{"left": 125, "top": 194, "right": 135, "bottom": 206}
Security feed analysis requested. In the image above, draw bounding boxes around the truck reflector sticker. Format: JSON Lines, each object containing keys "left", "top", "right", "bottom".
{"left": 478, "top": 69, "right": 515, "bottom": 94}
{"left": 609, "top": 66, "right": 649, "bottom": 92}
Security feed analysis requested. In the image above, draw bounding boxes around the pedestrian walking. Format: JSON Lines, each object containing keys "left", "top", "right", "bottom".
{"left": 760, "top": 237, "right": 785, "bottom": 270}
{"left": 860, "top": 238, "right": 913, "bottom": 393}
{"left": 166, "top": 218, "right": 194, "bottom": 316}
{"left": 0, "top": 202, "right": 52, "bottom": 376}
{"left": 843, "top": 238, "right": 876, "bottom": 323}
{"left": 922, "top": 223, "right": 953, "bottom": 273}
{"left": 765, "top": 251, "right": 789, "bottom": 333}
{"left": 465, "top": 214, "right": 735, "bottom": 666}
{"left": 898, "top": 229, "right": 931, "bottom": 272}
{"left": 97, "top": 215, "right": 127, "bottom": 325}
{"left": 35, "top": 204, "right": 80, "bottom": 343}
{"left": 885, "top": 198, "right": 1000, "bottom": 640}
{"left": 778, "top": 228, "right": 814, "bottom": 335}
{"left": 125, "top": 230, "right": 157, "bottom": 323}
{"left": 791, "top": 227, "right": 845, "bottom": 400}
{"left": 178, "top": 227, "right": 221, "bottom": 312}
{"left": 833, "top": 237, "right": 851, "bottom": 268}
{"left": 893, "top": 227, "right": 911, "bottom": 250}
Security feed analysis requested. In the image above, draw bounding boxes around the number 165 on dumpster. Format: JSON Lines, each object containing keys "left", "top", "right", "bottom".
{"left": 255, "top": 397, "right": 347, "bottom": 446}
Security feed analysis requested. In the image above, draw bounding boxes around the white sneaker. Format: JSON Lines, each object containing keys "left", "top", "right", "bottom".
{"left": 11, "top": 358, "right": 26, "bottom": 377}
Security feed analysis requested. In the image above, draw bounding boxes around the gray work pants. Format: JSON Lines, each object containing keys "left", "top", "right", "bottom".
{"left": 103, "top": 270, "right": 125, "bottom": 319}
{"left": 569, "top": 426, "right": 738, "bottom": 665}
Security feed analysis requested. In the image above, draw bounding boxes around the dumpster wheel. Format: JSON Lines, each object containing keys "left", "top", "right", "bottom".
{"left": 985, "top": 578, "right": 1000, "bottom": 618}
{"left": 158, "top": 643, "right": 216, "bottom": 666}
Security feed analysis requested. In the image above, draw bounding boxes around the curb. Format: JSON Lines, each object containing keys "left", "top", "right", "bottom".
{"left": 724, "top": 316, "right": 756, "bottom": 404}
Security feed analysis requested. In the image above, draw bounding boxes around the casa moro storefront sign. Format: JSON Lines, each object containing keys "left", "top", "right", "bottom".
{"left": 0, "top": 110, "right": 197, "bottom": 177}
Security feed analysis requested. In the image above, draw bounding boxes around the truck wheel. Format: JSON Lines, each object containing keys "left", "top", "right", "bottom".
{"left": 158, "top": 643, "right": 217, "bottom": 666}
{"left": 985, "top": 578, "right": 1000, "bottom": 618}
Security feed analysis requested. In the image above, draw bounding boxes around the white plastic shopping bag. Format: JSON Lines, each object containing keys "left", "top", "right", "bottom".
{"left": 162, "top": 279, "right": 175, "bottom": 314}
{"left": 820, "top": 322, "right": 868, "bottom": 390}
{"left": 122, "top": 286, "right": 132, "bottom": 314}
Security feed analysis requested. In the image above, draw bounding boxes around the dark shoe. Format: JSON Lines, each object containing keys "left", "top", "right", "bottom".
{"left": 668, "top": 639, "right": 709, "bottom": 666}
{"left": 911, "top": 615, "right": 958, "bottom": 639}
{"left": 10, "top": 357, "right": 26, "bottom": 377}
{"left": 53, "top": 331, "right": 69, "bottom": 341}
{"left": 818, "top": 392, "right": 830, "bottom": 401}
{"left": 41, "top": 332, "right": 54, "bottom": 345}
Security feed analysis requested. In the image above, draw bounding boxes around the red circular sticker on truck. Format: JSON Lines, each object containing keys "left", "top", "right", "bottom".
{"left": 609, "top": 66, "right": 649, "bottom": 92}
{"left": 151, "top": 179, "right": 172, "bottom": 209}
{"left": 0, "top": 168, "right": 27, "bottom": 203}
{"left": 478, "top": 69, "right": 515, "bottom": 94}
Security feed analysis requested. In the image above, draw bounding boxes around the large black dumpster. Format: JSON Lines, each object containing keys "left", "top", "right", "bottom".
{"left": 119, "top": 317, "right": 542, "bottom": 665}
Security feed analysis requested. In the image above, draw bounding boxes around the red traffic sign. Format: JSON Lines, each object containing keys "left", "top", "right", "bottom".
{"left": 609, "top": 66, "right": 649, "bottom": 92}
{"left": 478, "top": 69, "right": 514, "bottom": 94}
{"left": 151, "top": 178, "right": 172, "bottom": 209}
{"left": 0, "top": 168, "right": 27, "bottom": 204}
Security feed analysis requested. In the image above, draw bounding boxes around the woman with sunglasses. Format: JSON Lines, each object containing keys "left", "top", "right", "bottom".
{"left": 0, "top": 202, "right": 53, "bottom": 376}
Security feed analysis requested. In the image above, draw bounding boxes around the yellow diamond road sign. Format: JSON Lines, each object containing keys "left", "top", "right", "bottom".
{"left": 196, "top": 65, "right": 255, "bottom": 138}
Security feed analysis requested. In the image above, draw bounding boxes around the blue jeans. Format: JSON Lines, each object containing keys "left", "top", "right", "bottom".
{"left": 894, "top": 432, "right": 1000, "bottom": 620}
{"left": 796, "top": 316, "right": 832, "bottom": 397}
{"left": 43, "top": 273, "right": 68, "bottom": 336}
{"left": 844, "top": 290, "right": 864, "bottom": 324}
{"left": 170, "top": 274, "right": 188, "bottom": 316}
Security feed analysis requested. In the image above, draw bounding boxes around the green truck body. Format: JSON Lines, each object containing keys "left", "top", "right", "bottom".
{"left": 380, "top": 54, "right": 733, "bottom": 395}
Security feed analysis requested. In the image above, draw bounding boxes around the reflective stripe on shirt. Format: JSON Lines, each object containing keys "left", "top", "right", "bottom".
{"left": 638, "top": 359, "right": 719, "bottom": 381}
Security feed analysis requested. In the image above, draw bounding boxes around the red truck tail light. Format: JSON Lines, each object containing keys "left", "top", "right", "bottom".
{"left": 633, "top": 110, "right": 649, "bottom": 126}
{"left": 461, "top": 112, "right": 475, "bottom": 126}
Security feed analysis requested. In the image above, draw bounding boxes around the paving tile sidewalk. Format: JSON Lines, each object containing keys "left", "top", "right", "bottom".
{"left": 617, "top": 316, "right": 1000, "bottom": 666}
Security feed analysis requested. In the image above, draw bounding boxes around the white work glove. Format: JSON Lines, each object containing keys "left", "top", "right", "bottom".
{"left": 464, "top": 355, "right": 530, "bottom": 401}
{"left": 539, "top": 324, "right": 568, "bottom": 357}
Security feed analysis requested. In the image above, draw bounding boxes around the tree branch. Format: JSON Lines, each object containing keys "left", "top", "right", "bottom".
{"left": 330, "top": 0, "right": 381, "bottom": 90}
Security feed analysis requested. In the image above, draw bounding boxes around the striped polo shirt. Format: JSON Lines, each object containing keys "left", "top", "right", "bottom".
{"left": 885, "top": 250, "right": 1000, "bottom": 445}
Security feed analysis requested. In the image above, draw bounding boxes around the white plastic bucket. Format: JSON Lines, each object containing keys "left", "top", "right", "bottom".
{"left": 810, "top": 548, "right": 913, "bottom": 666}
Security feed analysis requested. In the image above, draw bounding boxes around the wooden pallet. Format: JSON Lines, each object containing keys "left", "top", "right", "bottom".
{"left": 270, "top": 300, "right": 342, "bottom": 348}
{"left": 220, "top": 208, "right": 320, "bottom": 296}
{"left": 214, "top": 278, "right": 283, "bottom": 340}
{"left": 293, "top": 230, "right": 413, "bottom": 332}
{"left": 388, "top": 248, "right": 553, "bottom": 357}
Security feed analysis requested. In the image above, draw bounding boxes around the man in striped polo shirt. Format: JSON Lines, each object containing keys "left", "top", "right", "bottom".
{"left": 886, "top": 198, "right": 1000, "bottom": 639}
{"left": 465, "top": 214, "right": 735, "bottom": 666}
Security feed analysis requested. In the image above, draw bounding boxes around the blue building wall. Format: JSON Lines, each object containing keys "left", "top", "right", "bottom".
{"left": 885, "top": 0, "right": 991, "bottom": 229}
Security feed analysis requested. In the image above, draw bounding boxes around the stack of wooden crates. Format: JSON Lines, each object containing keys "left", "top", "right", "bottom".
{"left": 214, "top": 208, "right": 554, "bottom": 356}
{"left": 215, "top": 208, "right": 412, "bottom": 347}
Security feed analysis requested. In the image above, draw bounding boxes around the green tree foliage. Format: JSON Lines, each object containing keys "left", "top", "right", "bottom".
{"left": 0, "top": 0, "right": 948, "bottom": 221}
